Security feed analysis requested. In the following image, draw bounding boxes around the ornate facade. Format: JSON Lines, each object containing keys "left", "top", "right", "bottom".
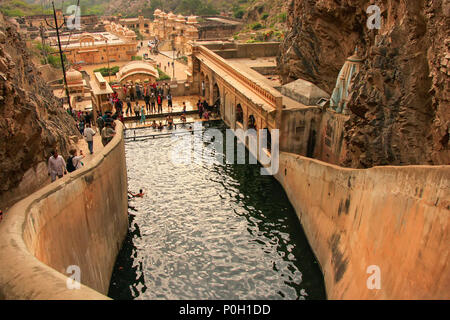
{"left": 150, "top": 9, "right": 242, "bottom": 55}
{"left": 48, "top": 23, "right": 138, "bottom": 65}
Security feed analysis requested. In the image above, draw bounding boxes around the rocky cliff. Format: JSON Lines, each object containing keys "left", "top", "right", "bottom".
{"left": 0, "top": 13, "right": 79, "bottom": 208}
{"left": 278, "top": 0, "right": 449, "bottom": 168}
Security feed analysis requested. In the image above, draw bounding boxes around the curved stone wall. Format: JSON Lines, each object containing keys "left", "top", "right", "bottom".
{"left": 275, "top": 152, "right": 450, "bottom": 299}
{"left": 0, "top": 122, "right": 128, "bottom": 299}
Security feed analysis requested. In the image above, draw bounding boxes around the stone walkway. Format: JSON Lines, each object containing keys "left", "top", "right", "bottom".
{"left": 137, "top": 46, "right": 188, "bottom": 81}
{"left": 75, "top": 131, "right": 104, "bottom": 164}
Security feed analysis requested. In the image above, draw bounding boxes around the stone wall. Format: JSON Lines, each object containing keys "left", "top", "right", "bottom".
{"left": 0, "top": 13, "right": 80, "bottom": 210}
{"left": 0, "top": 122, "right": 128, "bottom": 299}
{"left": 314, "top": 110, "right": 349, "bottom": 165}
{"left": 278, "top": 0, "right": 449, "bottom": 168}
{"left": 279, "top": 107, "right": 322, "bottom": 156}
{"left": 275, "top": 152, "right": 450, "bottom": 299}
{"left": 211, "top": 42, "right": 280, "bottom": 59}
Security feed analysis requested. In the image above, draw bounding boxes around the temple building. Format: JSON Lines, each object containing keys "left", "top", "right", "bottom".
{"left": 65, "top": 68, "right": 86, "bottom": 96}
{"left": 90, "top": 72, "right": 114, "bottom": 118}
{"left": 47, "top": 26, "right": 138, "bottom": 65}
{"left": 115, "top": 61, "right": 159, "bottom": 84}
{"left": 150, "top": 9, "right": 242, "bottom": 54}
{"left": 103, "top": 14, "right": 152, "bottom": 36}
{"left": 330, "top": 49, "right": 364, "bottom": 114}
{"left": 14, "top": 10, "right": 104, "bottom": 40}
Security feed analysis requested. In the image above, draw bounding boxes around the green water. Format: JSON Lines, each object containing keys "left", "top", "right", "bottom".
{"left": 108, "top": 122, "right": 325, "bottom": 300}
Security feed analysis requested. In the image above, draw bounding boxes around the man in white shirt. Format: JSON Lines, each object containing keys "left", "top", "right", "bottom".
{"left": 83, "top": 123, "right": 96, "bottom": 154}
{"left": 48, "top": 150, "right": 67, "bottom": 182}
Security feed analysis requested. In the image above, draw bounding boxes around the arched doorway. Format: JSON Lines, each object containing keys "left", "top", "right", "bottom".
{"left": 200, "top": 72, "right": 206, "bottom": 96}
{"left": 213, "top": 83, "right": 220, "bottom": 105}
{"left": 213, "top": 83, "right": 221, "bottom": 117}
{"left": 248, "top": 114, "right": 256, "bottom": 130}
{"left": 204, "top": 75, "right": 210, "bottom": 101}
{"left": 224, "top": 93, "right": 231, "bottom": 125}
{"left": 236, "top": 104, "right": 243, "bottom": 126}
{"left": 262, "top": 127, "right": 272, "bottom": 151}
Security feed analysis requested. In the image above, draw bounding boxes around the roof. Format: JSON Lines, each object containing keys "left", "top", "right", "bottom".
{"left": 116, "top": 61, "right": 158, "bottom": 82}
{"left": 90, "top": 72, "right": 114, "bottom": 95}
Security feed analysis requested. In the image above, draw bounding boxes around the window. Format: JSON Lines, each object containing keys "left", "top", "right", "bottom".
{"left": 248, "top": 115, "right": 256, "bottom": 130}
{"left": 236, "top": 104, "right": 243, "bottom": 124}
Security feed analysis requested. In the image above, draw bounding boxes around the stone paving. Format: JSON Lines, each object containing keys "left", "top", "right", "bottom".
{"left": 75, "top": 132, "right": 104, "bottom": 164}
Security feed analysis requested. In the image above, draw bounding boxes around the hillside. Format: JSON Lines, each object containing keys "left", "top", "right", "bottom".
{"left": 0, "top": 0, "right": 52, "bottom": 16}
{"left": 19, "top": 0, "right": 245, "bottom": 17}
{"left": 0, "top": 13, "right": 79, "bottom": 208}
{"left": 279, "top": 0, "right": 449, "bottom": 168}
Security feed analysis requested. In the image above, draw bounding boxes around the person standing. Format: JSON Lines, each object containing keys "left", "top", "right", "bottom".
{"left": 163, "top": 82, "right": 169, "bottom": 97}
{"left": 78, "top": 120, "right": 85, "bottom": 135}
{"left": 48, "top": 150, "right": 66, "bottom": 182}
{"left": 167, "top": 93, "right": 173, "bottom": 113}
{"left": 136, "top": 83, "right": 142, "bottom": 101}
{"left": 126, "top": 96, "right": 132, "bottom": 116}
{"left": 101, "top": 122, "right": 116, "bottom": 146}
{"left": 140, "top": 105, "right": 146, "bottom": 125}
{"left": 130, "top": 85, "right": 135, "bottom": 101}
{"left": 144, "top": 92, "right": 151, "bottom": 113}
{"left": 157, "top": 94, "right": 163, "bottom": 113}
{"left": 84, "top": 111, "right": 91, "bottom": 126}
{"left": 150, "top": 92, "right": 156, "bottom": 114}
{"left": 96, "top": 113, "right": 104, "bottom": 134}
{"left": 115, "top": 99, "right": 123, "bottom": 115}
{"left": 83, "top": 123, "right": 96, "bottom": 154}
{"left": 68, "top": 149, "right": 85, "bottom": 171}
{"left": 198, "top": 102, "right": 204, "bottom": 119}
{"left": 134, "top": 101, "right": 140, "bottom": 118}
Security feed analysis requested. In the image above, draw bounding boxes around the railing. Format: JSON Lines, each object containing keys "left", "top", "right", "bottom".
{"left": 124, "top": 120, "right": 224, "bottom": 141}
{"left": 195, "top": 45, "right": 283, "bottom": 110}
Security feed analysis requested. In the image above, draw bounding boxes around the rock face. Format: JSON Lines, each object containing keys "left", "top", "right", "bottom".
{"left": 278, "top": 0, "right": 449, "bottom": 168}
{"left": 0, "top": 13, "right": 79, "bottom": 207}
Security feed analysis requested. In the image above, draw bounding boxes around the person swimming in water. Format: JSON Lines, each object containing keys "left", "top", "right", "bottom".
{"left": 166, "top": 115, "right": 174, "bottom": 129}
{"left": 128, "top": 189, "right": 144, "bottom": 198}
{"left": 180, "top": 114, "right": 186, "bottom": 125}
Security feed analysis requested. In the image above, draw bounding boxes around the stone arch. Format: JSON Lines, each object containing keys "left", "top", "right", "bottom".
{"left": 79, "top": 35, "right": 95, "bottom": 47}
{"left": 223, "top": 91, "right": 233, "bottom": 126}
{"left": 212, "top": 82, "right": 221, "bottom": 106}
{"left": 204, "top": 75, "right": 210, "bottom": 101}
{"left": 262, "top": 127, "right": 272, "bottom": 151}
{"left": 248, "top": 114, "right": 256, "bottom": 130}
{"left": 200, "top": 71, "right": 206, "bottom": 97}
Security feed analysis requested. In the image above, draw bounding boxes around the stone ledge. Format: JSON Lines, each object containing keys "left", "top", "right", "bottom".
{"left": 0, "top": 121, "right": 127, "bottom": 300}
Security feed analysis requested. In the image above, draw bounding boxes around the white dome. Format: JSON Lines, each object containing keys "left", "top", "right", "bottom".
{"left": 66, "top": 68, "right": 82, "bottom": 82}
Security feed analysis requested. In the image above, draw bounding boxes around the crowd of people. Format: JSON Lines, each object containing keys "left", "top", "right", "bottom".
{"left": 118, "top": 82, "right": 174, "bottom": 119}
{"left": 50, "top": 108, "right": 119, "bottom": 184}
{"left": 54, "top": 84, "right": 221, "bottom": 185}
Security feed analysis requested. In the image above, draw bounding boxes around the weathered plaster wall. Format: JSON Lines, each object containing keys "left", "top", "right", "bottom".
{"left": 208, "top": 42, "right": 280, "bottom": 59}
{"left": 0, "top": 122, "right": 128, "bottom": 300}
{"left": 280, "top": 107, "right": 322, "bottom": 156}
{"left": 275, "top": 152, "right": 450, "bottom": 299}
{"left": 314, "top": 110, "right": 349, "bottom": 165}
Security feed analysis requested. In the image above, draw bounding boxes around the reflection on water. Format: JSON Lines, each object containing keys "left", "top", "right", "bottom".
{"left": 108, "top": 122, "right": 325, "bottom": 300}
